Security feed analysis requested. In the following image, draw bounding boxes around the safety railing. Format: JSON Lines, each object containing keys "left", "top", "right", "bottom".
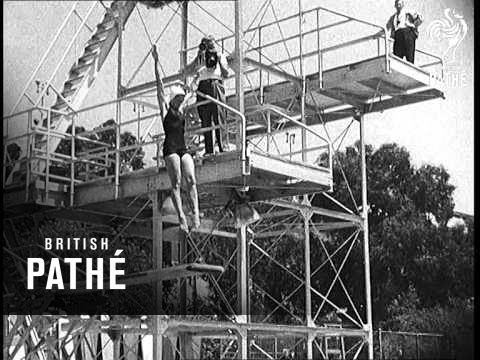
{"left": 245, "top": 104, "right": 332, "bottom": 179}
{"left": 7, "top": 1, "right": 107, "bottom": 117}
{"left": 184, "top": 5, "right": 444, "bottom": 96}
{"left": 3, "top": 71, "right": 252, "bottom": 206}
{"left": 3, "top": 106, "right": 107, "bottom": 205}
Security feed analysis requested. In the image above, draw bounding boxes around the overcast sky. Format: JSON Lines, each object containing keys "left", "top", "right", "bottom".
{"left": 3, "top": 0, "right": 473, "bottom": 214}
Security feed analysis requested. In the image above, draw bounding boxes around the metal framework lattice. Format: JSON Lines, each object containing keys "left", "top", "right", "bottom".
{"left": 3, "top": 1, "right": 445, "bottom": 359}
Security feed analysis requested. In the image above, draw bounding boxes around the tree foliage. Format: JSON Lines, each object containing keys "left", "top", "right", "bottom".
{"left": 317, "top": 142, "right": 472, "bottom": 358}
{"left": 53, "top": 120, "right": 145, "bottom": 179}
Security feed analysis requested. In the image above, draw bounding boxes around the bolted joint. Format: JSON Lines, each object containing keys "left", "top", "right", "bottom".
{"left": 353, "top": 109, "right": 363, "bottom": 122}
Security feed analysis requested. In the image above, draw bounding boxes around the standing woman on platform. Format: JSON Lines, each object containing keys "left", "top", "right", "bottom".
{"left": 152, "top": 45, "right": 200, "bottom": 232}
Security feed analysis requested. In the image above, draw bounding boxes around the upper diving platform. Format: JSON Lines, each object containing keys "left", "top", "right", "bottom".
{"left": 3, "top": 4, "right": 445, "bottom": 216}
{"left": 236, "top": 54, "right": 444, "bottom": 130}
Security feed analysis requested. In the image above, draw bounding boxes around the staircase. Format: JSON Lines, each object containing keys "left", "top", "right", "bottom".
{"left": 6, "top": 0, "right": 137, "bottom": 186}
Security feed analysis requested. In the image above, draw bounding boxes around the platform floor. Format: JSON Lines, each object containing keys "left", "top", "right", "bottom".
{"left": 3, "top": 149, "right": 331, "bottom": 219}
{"left": 232, "top": 55, "right": 444, "bottom": 134}
{"left": 4, "top": 54, "right": 443, "bottom": 218}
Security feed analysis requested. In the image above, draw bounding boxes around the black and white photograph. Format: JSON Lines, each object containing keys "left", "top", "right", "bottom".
{"left": 3, "top": 0, "right": 474, "bottom": 359}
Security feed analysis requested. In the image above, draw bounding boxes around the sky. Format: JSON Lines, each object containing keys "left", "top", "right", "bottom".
{"left": 3, "top": 0, "right": 474, "bottom": 214}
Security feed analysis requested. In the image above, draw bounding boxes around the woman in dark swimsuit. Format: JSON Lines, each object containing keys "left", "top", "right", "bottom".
{"left": 152, "top": 45, "right": 200, "bottom": 232}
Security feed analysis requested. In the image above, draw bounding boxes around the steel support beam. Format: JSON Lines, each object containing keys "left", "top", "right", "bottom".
{"left": 151, "top": 191, "right": 164, "bottom": 359}
{"left": 267, "top": 199, "right": 363, "bottom": 225}
{"left": 234, "top": 7, "right": 248, "bottom": 359}
{"left": 235, "top": 0, "right": 245, "bottom": 148}
{"left": 115, "top": 16, "right": 123, "bottom": 200}
{"left": 359, "top": 113, "right": 374, "bottom": 359}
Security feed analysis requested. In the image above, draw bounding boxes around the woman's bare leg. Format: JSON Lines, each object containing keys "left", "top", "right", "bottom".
{"left": 165, "top": 154, "right": 189, "bottom": 232}
{"left": 181, "top": 153, "right": 200, "bottom": 230}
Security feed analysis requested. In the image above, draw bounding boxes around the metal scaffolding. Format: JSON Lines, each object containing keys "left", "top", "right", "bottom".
{"left": 3, "top": 1, "right": 445, "bottom": 359}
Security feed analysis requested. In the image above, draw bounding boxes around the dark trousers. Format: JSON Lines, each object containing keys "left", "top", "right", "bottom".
{"left": 197, "top": 79, "right": 225, "bottom": 154}
{"left": 393, "top": 28, "right": 416, "bottom": 63}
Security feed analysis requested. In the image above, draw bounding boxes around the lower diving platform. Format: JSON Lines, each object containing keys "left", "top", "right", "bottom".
{"left": 3, "top": 148, "right": 332, "bottom": 218}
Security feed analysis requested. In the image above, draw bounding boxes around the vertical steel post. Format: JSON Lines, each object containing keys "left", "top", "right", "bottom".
{"left": 235, "top": 0, "right": 245, "bottom": 150}
{"left": 299, "top": 4, "right": 313, "bottom": 357}
{"left": 258, "top": 27, "right": 264, "bottom": 104}
{"left": 115, "top": 17, "right": 123, "bottom": 199}
{"left": 303, "top": 205, "right": 313, "bottom": 360}
{"left": 151, "top": 191, "right": 164, "bottom": 359}
{"left": 379, "top": 328, "right": 383, "bottom": 360}
{"left": 316, "top": 9, "right": 323, "bottom": 89}
{"left": 45, "top": 109, "right": 51, "bottom": 202}
{"left": 359, "top": 113, "right": 374, "bottom": 360}
{"left": 235, "top": 6, "right": 249, "bottom": 356}
{"left": 25, "top": 111, "right": 32, "bottom": 202}
{"left": 236, "top": 225, "right": 248, "bottom": 359}
{"left": 179, "top": 6, "right": 189, "bottom": 339}
{"left": 70, "top": 115, "right": 76, "bottom": 206}
{"left": 303, "top": 210, "right": 313, "bottom": 324}
{"left": 180, "top": 1, "right": 188, "bottom": 74}
{"left": 299, "top": 0, "right": 307, "bottom": 162}
{"left": 266, "top": 110, "right": 271, "bottom": 153}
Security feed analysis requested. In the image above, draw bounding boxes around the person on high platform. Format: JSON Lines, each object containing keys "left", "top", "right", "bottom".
{"left": 183, "top": 35, "right": 230, "bottom": 155}
{"left": 386, "top": 0, "right": 423, "bottom": 63}
{"left": 152, "top": 45, "right": 200, "bottom": 233}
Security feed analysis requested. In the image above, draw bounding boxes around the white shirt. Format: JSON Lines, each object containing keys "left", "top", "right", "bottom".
{"left": 387, "top": 8, "right": 423, "bottom": 35}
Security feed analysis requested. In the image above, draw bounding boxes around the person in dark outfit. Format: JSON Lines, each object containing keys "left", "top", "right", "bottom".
{"left": 184, "top": 35, "right": 230, "bottom": 155}
{"left": 386, "top": 0, "right": 423, "bottom": 63}
{"left": 152, "top": 45, "right": 200, "bottom": 233}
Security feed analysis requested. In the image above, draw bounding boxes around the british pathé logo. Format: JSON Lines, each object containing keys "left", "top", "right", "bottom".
{"left": 427, "top": 8, "right": 467, "bottom": 64}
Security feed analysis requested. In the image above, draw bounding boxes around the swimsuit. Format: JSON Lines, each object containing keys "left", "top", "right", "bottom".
{"left": 163, "top": 109, "right": 190, "bottom": 158}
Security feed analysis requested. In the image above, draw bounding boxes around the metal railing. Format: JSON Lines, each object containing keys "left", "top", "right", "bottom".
{"left": 3, "top": 73, "right": 252, "bottom": 205}
{"left": 376, "top": 329, "right": 449, "bottom": 360}
{"left": 184, "top": 5, "right": 444, "bottom": 93}
{"left": 246, "top": 104, "right": 332, "bottom": 179}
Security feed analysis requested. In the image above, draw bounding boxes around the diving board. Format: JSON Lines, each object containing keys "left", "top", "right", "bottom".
{"left": 63, "top": 263, "right": 225, "bottom": 292}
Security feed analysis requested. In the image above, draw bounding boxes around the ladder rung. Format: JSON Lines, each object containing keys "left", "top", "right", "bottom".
{"left": 92, "top": 28, "right": 111, "bottom": 42}
{"left": 66, "top": 74, "right": 85, "bottom": 86}
{"left": 61, "top": 88, "right": 77, "bottom": 99}
{"left": 70, "top": 62, "right": 92, "bottom": 76}
{"left": 97, "top": 19, "right": 116, "bottom": 31}
{"left": 78, "top": 52, "right": 98, "bottom": 65}
{"left": 85, "top": 38, "right": 105, "bottom": 51}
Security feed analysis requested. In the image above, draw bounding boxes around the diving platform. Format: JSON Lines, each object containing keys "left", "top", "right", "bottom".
{"left": 3, "top": 149, "right": 332, "bottom": 216}
{"left": 234, "top": 54, "right": 444, "bottom": 132}
{"left": 3, "top": 3, "right": 450, "bottom": 359}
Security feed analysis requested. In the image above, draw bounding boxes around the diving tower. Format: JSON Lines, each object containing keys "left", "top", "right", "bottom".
{"left": 3, "top": 1, "right": 445, "bottom": 360}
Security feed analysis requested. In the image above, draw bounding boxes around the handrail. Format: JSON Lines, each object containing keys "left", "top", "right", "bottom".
{"left": 9, "top": 1, "right": 80, "bottom": 116}
{"left": 196, "top": 90, "right": 247, "bottom": 177}
{"left": 250, "top": 105, "right": 330, "bottom": 145}
{"left": 248, "top": 104, "right": 332, "bottom": 174}
{"left": 3, "top": 106, "right": 69, "bottom": 121}
{"left": 183, "top": 5, "right": 389, "bottom": 66}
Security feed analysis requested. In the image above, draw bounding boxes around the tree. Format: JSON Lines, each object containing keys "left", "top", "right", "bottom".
{"left": 311, "top": 141, "right": 472, "bottom": 359}
{"left": 53, "top": 120, "right": 145, "bottom": 179}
